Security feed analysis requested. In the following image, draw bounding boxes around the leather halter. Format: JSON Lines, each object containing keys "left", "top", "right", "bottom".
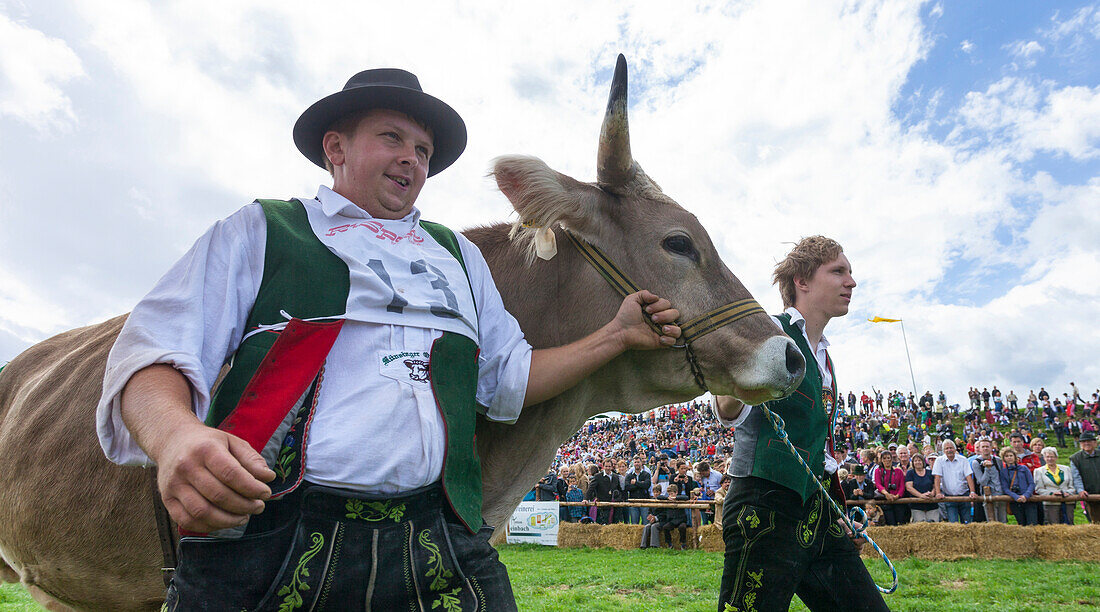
{"left": 562, "top": 228, "right": 766, "bottom": 391}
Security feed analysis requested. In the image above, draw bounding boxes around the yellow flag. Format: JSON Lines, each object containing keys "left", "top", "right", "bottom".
{"left": 868, "top": 316, "right": 901, "bottom": 323}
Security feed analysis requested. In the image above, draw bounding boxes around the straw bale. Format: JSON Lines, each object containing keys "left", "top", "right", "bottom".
{"left": 698, "top": 524, "right": 725, "bottom": 552}
{"left": 904, "top": 522, "right": 976, "bottom": 560}
{"left": 556, "top": 523, "right": 602, "bottom": 549}
{"left": 1034, "top": 525, "right": 1100, "bottom": 561}
{"left": 859, "top": 525, "right": 911, "bottom": 560}
{"left": 968, "top": 522, "right": 1035, "bottom": 559}
{"left": 596, "top": 523, "right": 645, "bottom": 549}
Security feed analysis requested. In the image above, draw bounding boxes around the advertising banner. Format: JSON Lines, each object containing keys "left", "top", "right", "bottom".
{"left": 505, "top": 501, "right": 559, "bottom": 546}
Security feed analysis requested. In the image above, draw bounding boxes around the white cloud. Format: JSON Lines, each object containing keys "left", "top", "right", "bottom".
{"left": 1046, "top": 5, "right": 1100, "bottom": 42}
{"left": 1004, "top": 40, "right": 1044, "bottom": 69}
{"left": 0, "top": 0, "right": 1096, "bottom": 407}
{"left": 956, "top": 77, "right": 1100, "bottom": 160}
{"left": 0, "top": 10, "right": 83, "bottom": 131}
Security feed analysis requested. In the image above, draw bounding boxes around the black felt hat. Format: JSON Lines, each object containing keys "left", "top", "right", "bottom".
{"left": 1081, "top": 432, "right": 1097, "bottom": 442}
{"left": 293, "top": 69, "right": 466, "bottom": 177}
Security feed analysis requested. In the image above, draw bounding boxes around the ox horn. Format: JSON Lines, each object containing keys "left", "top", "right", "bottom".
{"left": 597, "top": 54, "right": 638, "bottom": 189}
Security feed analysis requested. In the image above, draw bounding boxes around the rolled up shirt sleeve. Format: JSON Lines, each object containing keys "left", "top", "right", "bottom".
{"left": 457, "top": 235, "right": 532, "bottom": 424}
{"left": 713, "top": 401, "right": 753, "bottom": 429}
{"left": 96, "top": 204, "right": 266, "bottom": 465}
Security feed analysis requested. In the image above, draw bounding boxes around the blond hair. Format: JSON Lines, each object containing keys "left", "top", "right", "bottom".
{"left": 773, "top": 236, "right": 844, "bottom": 308}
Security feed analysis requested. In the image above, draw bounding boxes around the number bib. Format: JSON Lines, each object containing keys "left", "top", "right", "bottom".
{"left": 304, "top": 204, "right": 479, "bottom": 343}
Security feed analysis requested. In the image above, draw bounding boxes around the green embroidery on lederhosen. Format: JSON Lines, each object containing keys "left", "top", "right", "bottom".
{"left": 796, "top": 494, "right": 823, "bottom": 548}
{"left": 345, "top": 499, "right": 407, "bottom": 522}
{"left": 418, "top": 529, "right": 462, "bottom": 611}
{"left": 275, "top": 532, "right": 325, "bottom": 612}
{"left": 723, "top": 507, "right": 774, "bottom": 612}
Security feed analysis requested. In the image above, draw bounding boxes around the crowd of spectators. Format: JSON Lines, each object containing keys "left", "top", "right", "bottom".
{"left": 526, "top": 384, "right": 1099, "bottom": 546}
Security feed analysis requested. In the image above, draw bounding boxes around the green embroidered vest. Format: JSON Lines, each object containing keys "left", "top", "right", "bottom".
{"left": 206, "top": 199, "right": 484, "bottom": 532}
{"left": 749, "top": 313, "right": 831, "bottom": 502}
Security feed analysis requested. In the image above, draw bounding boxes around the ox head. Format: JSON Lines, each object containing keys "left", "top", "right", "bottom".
{"left": 493, "top": 55, "right": 803, "bottom": 406}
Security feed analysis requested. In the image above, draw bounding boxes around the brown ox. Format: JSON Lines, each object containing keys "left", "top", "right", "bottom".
{"left": 0, "top": 56, "right": 802, "bottom": 611}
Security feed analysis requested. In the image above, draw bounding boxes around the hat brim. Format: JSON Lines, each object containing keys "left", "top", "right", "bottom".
{"left": 293, "top": 85, "right": 466, "bottom": 178}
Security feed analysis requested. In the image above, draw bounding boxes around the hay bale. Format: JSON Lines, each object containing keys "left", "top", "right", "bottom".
{"left": 698, "top": 524, "right": 724, "bottom": 552}
{"left": 859, "top": 525, "right": 911, "bottom": 559}
{"left": 556, "top": 523, "right": 602, "bottom": 549}
{"left": 969, "top": 522, "right": 1036, "bottom": 559}
{"left": 1034, "top": 525, "right": 1100, "bottom": 561}
{"left": 905, "top": 522, "right": 976, "bottom": 560}
{"left": 596, "top": 523, "right": 645, "bottom": 550}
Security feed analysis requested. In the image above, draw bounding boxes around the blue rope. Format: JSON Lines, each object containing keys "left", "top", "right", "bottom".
{"left": 760, "top": 406, "right": 898, "bottom": 594}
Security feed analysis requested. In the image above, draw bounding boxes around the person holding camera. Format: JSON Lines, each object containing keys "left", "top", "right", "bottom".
{"left": 970, "top": 438, "right": 1007, "bottom": 523}
{"left": 872, "top": 450, "right": 905, "bottom": 526}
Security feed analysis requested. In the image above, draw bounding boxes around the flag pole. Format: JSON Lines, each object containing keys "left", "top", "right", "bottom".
{"left": 900, "top": 320, "right": 919, "bottom": 401}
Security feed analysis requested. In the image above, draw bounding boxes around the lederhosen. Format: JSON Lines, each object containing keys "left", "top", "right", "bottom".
{"left": 719, "top": 314, "right": 887, "bottom": 612}
{"left": 166, "top": 199, "right": 515, "bottom": 611}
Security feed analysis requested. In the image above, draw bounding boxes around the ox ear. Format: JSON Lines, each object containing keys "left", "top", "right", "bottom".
{"left": 493, "top": 155, "right": 605, "bottom": 246}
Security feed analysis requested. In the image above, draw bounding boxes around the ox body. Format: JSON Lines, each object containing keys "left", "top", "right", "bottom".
{"left": 0, "top": 56, "right": 802, "bottom": 611}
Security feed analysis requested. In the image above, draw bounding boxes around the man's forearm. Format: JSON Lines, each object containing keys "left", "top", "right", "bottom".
{"left": 523, "top": 325, "right": 626, "bottom": 407}
{"left": 119, "top": 363, "right": 202, "bottom": 463}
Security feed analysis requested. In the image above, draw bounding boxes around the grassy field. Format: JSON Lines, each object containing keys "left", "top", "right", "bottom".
{"left": 3, "top": 545, "right": 1098, "bottom": 611}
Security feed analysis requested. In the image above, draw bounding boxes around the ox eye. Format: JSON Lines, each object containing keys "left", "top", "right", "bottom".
{"left": 662, "top": 234, "right": 698, "bottom": 261}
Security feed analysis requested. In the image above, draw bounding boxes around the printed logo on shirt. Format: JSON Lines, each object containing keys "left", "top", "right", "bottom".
{"left": 325, "top": 220, "right": 424, "bottom": 245}
{"left": 379, "top": 350, "right": 432, "bottom": 387}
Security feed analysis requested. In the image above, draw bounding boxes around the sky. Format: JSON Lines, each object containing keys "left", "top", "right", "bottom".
{"left": 1, "top": 0, "right": 1098, "bottom": 407}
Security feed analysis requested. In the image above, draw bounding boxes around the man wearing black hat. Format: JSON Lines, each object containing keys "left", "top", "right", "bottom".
{"left": 96, "top": 69, "right": 682, "bottom": 610}
{"left": 1070, "top": 431, "right": 1100, "bottom": 523}
{"left": 842, "top": 464, "right": 874, "bottom": 502}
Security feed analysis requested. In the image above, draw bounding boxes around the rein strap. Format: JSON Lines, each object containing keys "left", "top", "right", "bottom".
{"left": 562, "top": 229, "right": 766, "bottom": 346}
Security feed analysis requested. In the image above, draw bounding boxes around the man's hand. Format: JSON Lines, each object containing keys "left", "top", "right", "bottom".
{"left": 119, "top": 364, "right": 274, "bottom": 533}
{"left": 608, "top": 290, "right": 681, "bottom": 350}
{"left": 968, "top": 491, "right": 979, "bottom": 500}
{"left": 155, "top": 423, "right": 275, "bottom": 533}
{"left": 840, "top": 518, "right": 866, "bottom": 552}
{"left": 934, "top": 491, "right": 945, "bottom": 499}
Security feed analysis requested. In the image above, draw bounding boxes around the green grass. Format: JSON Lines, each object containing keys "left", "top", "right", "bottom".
{"left": 501, "top": 545, "right": 1100, "bottom": 611}
{"left": 3, "top": 546, "right": 1098, "bottom": 611}
{"left": 0, "top": 583, "right": 37, "bottom": 612}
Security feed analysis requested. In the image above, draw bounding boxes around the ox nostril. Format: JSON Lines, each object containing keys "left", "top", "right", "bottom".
{"left": 785, "top": 342, "right": 805, "bottom": 380}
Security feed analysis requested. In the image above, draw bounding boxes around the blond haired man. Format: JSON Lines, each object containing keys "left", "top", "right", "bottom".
{"left": 714, "top": 236, "right": 887, "bottom": 612}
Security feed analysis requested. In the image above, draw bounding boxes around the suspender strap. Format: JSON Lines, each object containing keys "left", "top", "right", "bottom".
{"left": 149, "top": 467, "right": 178, "bottom": 587}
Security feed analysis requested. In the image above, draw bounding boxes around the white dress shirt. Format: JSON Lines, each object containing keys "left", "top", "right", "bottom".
{"left": 97, "top": 186, "right": 532, "bottom": 494}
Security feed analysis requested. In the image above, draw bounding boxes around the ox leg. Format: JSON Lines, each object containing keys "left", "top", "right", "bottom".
{"left": 26, "top": 583, "right": 79, "bottom": 612}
